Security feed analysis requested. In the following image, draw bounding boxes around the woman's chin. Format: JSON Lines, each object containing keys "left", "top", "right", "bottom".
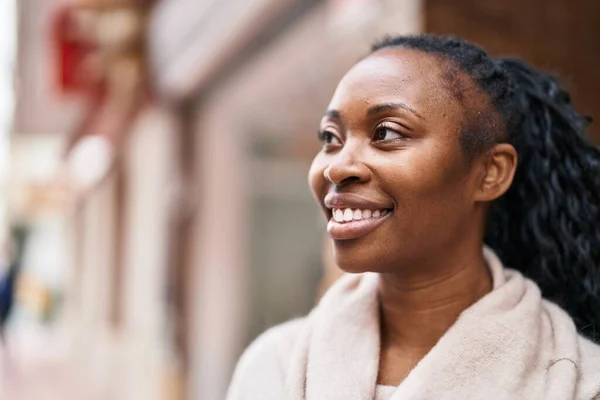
{"left": 333, "top": 243, "right": 383, "bottom": 274}
{"left": 336, "top": 263, "right": 370, "bottom": 274}
{"left": 332, "top": 237, "right": 410, "bottom": 274}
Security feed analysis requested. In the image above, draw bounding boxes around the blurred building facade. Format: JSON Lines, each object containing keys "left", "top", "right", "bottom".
{"left": 6, "top": 0, "right": 600, "bottom": 399}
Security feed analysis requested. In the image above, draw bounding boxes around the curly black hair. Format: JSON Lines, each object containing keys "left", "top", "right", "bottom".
{"left": 372, "top": 34, "right": 600, "bottom": 343}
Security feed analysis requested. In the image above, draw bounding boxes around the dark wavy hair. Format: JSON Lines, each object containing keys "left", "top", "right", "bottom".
{"left": 372, "top": 34, "right": 600, "bottom": 342}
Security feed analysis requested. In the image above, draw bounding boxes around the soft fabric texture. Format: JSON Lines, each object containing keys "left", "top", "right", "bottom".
{"left": 228, "top": 248, "right": 600, "bottom": 400}
{"left": 374, "top": 385, "right": 397, "bottom": 400}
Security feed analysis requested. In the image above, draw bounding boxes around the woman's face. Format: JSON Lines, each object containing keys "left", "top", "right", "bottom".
{"left": 309, "top": 48, "right": 489, "bottom": 273}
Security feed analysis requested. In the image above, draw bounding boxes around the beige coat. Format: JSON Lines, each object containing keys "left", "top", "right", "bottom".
{"left": 228, "top": 248, "right": 600, "bottom": 399}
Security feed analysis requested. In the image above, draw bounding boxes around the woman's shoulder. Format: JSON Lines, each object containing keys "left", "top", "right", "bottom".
{"left": 227, "top": 317, "right": 308, "bottom": 400}
{"left": 577, "top": 335, "right": 600, "bottom": 399}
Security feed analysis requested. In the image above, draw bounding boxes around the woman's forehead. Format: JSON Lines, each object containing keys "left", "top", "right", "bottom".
{"left": 327, "top": 48, "right": 463, "bottom": 119}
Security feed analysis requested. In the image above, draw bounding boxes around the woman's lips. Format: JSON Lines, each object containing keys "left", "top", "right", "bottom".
{"left": 327, "top": 209, "right": 392, "bottom": 240}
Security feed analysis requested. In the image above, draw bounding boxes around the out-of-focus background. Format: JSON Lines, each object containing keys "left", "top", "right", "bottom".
{"left": 0, "top": 0, "right": 598, "bottom": 399}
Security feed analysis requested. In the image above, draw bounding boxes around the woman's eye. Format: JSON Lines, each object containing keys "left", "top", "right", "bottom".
{"left": 374, "top": 126, "right": 405, "bottom": 142}
{"left": 318, "top": 130, "right": 341, "bottom": 146}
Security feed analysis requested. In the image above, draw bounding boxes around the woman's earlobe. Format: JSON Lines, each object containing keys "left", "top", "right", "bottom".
{"left": 475, "top": 143, "right": 518, "bottom": 202}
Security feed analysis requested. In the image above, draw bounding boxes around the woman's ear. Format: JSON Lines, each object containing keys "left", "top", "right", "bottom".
{"left": 474, "top": 143, "right": 518, "bottom": 202}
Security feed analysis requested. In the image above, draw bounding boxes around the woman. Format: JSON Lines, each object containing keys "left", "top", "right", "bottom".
{"left": 228, "top": 34, "right": 600, "bottom": 399}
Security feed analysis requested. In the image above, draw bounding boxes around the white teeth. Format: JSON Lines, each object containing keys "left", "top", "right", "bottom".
{"left": 343, "top": 208, "right": 354, "bottom": 221}
{"left": 331, "top": 208, "right": 389, "bottom": 223}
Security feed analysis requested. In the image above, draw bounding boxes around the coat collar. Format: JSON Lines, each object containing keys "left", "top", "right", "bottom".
{"left": 292, "top": 248, "right": 580, "bottom": 400}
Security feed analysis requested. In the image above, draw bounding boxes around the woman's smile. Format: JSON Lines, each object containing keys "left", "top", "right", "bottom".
{"left": 323, "top": 192, "right": 394, "bottom": 240}
{"left": 327, "top": 208, "right": 392, "bottom": 240}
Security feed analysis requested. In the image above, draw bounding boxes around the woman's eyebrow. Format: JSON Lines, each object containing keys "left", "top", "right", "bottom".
{"left": 367, "top": 102, "right": 423, "bottom": 120}
{"left": 324, "top": 109, "right": 341, "bottom": 119}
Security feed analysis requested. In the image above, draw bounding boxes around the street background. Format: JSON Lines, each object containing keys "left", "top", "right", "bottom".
{"left": 0, "top": 0, "right": 598, "bottom": 399}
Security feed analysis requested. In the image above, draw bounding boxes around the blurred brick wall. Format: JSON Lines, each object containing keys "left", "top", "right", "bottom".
{"left": 425, "top": 0, "right": 600, "bottom": 144}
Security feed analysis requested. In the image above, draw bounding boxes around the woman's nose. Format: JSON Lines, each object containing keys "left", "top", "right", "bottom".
{"left": 323, "top": 144, "right": 371, "bottom": 186}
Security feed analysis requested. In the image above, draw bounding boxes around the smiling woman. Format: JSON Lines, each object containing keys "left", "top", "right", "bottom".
{"left": 227, "top": 34, "right": 600, "bottom": 400}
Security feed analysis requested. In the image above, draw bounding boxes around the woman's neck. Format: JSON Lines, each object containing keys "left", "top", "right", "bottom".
{"left": 378, "top": 248, "right": 492, "bottom": 356}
